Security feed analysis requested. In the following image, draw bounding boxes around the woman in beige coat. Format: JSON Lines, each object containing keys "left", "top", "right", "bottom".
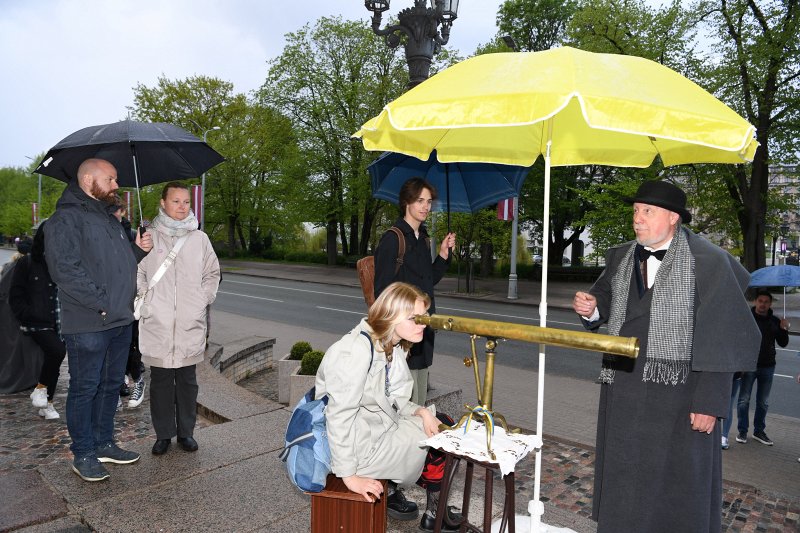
{"left": 315, "top": 282, "right": 460, "bottom": 532}
{"left": 137, "top": 182, "right": 220, "bottom": 456}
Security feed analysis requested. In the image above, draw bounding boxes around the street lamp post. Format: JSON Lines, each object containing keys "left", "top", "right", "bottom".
{"left": 364, "top": 0, "right": 459, "bottom": 89}
{"left": 200, "top": 126, "right": 221, "bottom": 231}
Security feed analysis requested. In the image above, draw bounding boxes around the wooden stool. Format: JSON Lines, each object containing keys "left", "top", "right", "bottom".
{"left": 309, "top": 474, "right": 388, "bottom": 533}
{"left": 435, "top": 452, "right": 515, "bottom": 533}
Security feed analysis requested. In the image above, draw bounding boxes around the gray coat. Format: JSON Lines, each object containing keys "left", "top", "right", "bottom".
{"left": 587, "top": 228, "right": 760, "bottom": 532}
{"left": 315, "top": 320, "right": 430, "bottom": 485}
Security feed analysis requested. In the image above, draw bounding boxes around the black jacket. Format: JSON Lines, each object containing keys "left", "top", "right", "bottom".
{"left": 752, "top": 307, "right": 789, "bottom": 368}
{"left": 8, "top": 255, "right": 58, "bottom": 329}
{"left": 373, "top": 218, "right": 449, "bottom": 369}
{"left": 44, "top": 181, "right": 147, "bottom": 334}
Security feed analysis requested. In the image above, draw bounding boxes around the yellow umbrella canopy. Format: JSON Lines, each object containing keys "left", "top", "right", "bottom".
{"left": 355, "top": 46, "right": 758, "bottom": 533}
{"left": 355, "top": 46, "right": 757, "bottom": 167}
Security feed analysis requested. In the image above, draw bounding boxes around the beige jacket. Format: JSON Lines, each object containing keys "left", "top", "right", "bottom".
{"left": 137, "top": 227, "right": 220, "bottom": 369}
{"left": 315, "top": 319, "right": 431, "bottom": 485}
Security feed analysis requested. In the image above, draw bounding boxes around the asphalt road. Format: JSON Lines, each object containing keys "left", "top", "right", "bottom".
{"left": 213, "top": 272, "right": 800, "bottom": 418}
{"left": 2, "top": 245, "right": 796, "bottom": 419}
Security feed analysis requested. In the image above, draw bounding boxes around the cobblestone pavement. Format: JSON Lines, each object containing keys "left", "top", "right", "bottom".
{"left": 2, "top": 363, "right": 798, "bottom": 532}
{"left": 239, "top": 367, "right": 800, "bottom": 533}
{"left": 0, "top": 362, "right": 212, "bottom": 475}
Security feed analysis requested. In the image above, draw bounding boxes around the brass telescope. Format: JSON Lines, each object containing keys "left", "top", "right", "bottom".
{"left": 416, "top": 314, "right": 639, "bottom": 358}
{"left": 416, "top": 313, "right": 639, "bottom": 457}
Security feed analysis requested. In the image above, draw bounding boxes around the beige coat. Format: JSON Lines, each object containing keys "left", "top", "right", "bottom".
{"left": 137, "top": 227, "right": 220, "bottom": 369}
{"left": 315, "top": 319, "right": 431, "bottom": 485}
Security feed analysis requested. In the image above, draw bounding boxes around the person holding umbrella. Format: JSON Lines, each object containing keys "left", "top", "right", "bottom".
{"left": 733, "top": 290, "right": 789, "bottom": 446}
{"left": 137, "top": 182, "right": 219, "bottom": 456}
{"left": 45, "top": 158, "right": 153, "bottom": 482}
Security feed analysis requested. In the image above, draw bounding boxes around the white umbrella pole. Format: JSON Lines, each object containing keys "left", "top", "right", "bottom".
{"left": 530, "top": 119, "right": 554, "bottom": 533}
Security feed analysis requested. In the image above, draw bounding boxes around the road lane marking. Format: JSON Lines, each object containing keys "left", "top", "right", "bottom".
{"left": 223, "top": 278, "right": 582, "bottom": 327}
{"left": 222, "top": 279, "right": 362, "bottom": 299}
{"left": 217, "top": 291, "right": 283, "bottom": 303}
{"left": 316, "top": 306, "right": 366, "bottom": 315}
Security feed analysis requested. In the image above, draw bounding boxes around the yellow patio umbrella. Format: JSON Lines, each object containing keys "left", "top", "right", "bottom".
{"left": 354, "top": 46, "right": 757, "bottom": 533}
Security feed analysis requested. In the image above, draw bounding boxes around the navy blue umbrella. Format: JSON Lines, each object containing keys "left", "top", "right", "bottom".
{"left": 748, "top": 264, "right": 800, "bottom": 316}
{"left": 368, "top": 150, "right": 531, "bottom": 229}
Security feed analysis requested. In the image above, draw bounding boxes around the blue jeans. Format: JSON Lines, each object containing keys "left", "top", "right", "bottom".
{"left": 63, "top": 325, "right": 132, "bottom": 459}
{"left": 722, "top": 375, "right": 741, "bottom": 438}
{"left": 737, "top": 366, "right": 775, "bottom": 435}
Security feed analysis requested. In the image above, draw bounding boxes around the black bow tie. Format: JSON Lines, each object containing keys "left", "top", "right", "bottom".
{"left": 638, "top": 246, "right": 667, "bottom": 261}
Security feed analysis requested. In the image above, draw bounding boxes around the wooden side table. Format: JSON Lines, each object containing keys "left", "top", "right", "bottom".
{"left": 434, "top": 451, "right": 515, "bottom": 533}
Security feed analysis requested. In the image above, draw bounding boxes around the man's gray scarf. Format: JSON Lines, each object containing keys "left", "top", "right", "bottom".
{"left": 600, "top": 227, "right": 695, "bottom": 385}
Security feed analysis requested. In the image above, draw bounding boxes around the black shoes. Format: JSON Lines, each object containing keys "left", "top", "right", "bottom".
{"left": 152, "top": 439, "right": 171, "bottom": 455}
{"left": 419, "top": 506, "right": 463, "bottom": 532}
{"left": 387, "top": 486, "right": 419, "bottom": 521}
{"left": 177, "top": 436, "right": 199, "bottom": 452}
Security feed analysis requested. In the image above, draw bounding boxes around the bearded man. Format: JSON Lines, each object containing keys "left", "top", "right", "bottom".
{"left": 45, "top": 158, "right": 152, "bottom": 482}
{"left": 572, "top": 180, "right": 759, "bottom": 532}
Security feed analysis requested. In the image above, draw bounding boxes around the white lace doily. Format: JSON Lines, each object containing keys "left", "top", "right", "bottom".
{"left": 421, "top": 421, "right": 542, "bottom": 475}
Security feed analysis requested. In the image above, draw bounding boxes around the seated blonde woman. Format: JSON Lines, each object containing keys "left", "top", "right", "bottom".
{"left": 315, "top": 282, "right": 460, "bottom": 532}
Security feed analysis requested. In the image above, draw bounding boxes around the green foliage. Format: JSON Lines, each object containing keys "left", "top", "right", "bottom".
{"left": 496, "top": 0, "right": 579, "bottom": 52}
{"left": 131, "top": 75, "right": 307, "bottom": 257}
{"left": 0, "top": 166, "right": 65, "bottom": 236}
{"left": 260, "top": 17, "right": 412, "bottom": 263}
{"left": 289, "top": 341, "right": 312, "bottom": 360}
{"left": 299, "top": 350, "right": 325, "bottom": 376}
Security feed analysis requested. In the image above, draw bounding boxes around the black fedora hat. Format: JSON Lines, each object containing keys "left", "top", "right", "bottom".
{"left": 623, "top": 180, "right": 692, "bottom": 223}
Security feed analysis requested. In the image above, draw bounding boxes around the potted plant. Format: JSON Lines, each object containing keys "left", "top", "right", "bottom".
{"left": 289, "top": 350, "right": 324, "bottom": 407}
{"left": 278, "top": 341, "right": 312, "bottom": 404}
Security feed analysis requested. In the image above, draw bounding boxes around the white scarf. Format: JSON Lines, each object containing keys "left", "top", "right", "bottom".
{"left": 150, "top": 207, "right": 199, "bottom": 237}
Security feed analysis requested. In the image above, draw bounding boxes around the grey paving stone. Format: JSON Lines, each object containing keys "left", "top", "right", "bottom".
{"left": 79, "top": 452, "right": 307, "bottom": 533}
{"left": 0, "top": 470, "right": 68, "bottom": 531}
{"left": 38, "top": 409, "right": 289, "bottom": 510}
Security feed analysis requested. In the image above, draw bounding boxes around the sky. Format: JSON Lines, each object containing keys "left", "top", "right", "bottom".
{"left": 0, "top": 0, "right": 506, "bottom": 169}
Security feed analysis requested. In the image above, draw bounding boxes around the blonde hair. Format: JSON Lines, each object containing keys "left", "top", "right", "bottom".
{"left": 367, "top": 282, "right": 430, "bottom": 356}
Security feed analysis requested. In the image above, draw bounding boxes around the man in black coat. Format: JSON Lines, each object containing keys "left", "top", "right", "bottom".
{"left": 45, "top": 158, "right": 153, "bottom": 482}
{"left": 572, "top": 181, "right": 759, "bottom": 532}
{"left": 735, "top": 290, "right": 789, "bottom": 446}
{"left": 374, "top": 177, "right": 456, "bottom": 405}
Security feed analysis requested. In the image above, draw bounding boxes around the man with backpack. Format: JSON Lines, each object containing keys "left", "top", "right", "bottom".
{"left": 374, "top": 177, "right": 456, "bottom": 407}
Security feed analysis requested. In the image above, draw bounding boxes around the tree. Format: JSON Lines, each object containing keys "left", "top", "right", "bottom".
{"left": 260, "top": 17, "right": 409, "bottom": 265}
{"left": 131, "top": 75, "right": 305, "bottom": 257}
{"left": 496, "top": 0, "right": 578, "bottom": 52}
{"left": 696, "top": 0, "right": 800, "bottom": 270}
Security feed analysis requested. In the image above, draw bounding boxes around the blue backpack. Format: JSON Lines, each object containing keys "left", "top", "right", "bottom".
{"left": 280, "top": 331, "right": 373, "bottom": 492}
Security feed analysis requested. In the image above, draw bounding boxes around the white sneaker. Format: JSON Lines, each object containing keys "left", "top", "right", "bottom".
{"left": 38, "top": 402, "right": 60, "bottom": 419}
{"left": 30, "top": 387, "right": 48, "bottom": 408}
{"left": 116, "top": 396, "right": 123, "bottom": 412}
{"left": 128, "top": 376, "right": 146, "bottom": 408}
{"left": 721, "top": 437, "right": 729, "bottom": 450}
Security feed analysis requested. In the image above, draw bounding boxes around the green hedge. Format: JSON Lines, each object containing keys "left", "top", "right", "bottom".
{"left": 289, "top": 341, "right": 312, "bottom": 360}
{"left": 300, "top": 350, "right": 325, "bottom": 376}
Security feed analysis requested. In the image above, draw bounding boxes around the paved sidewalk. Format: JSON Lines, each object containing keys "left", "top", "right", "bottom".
{"left": 1, "top": 259, "right": 799, "bottom": 532}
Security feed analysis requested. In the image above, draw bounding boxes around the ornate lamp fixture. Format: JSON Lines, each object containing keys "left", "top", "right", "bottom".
{"left": 364, "top": 0, "right": 459, "bottom": 89}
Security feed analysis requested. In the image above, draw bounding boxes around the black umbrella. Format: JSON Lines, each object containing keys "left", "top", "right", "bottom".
{"left": 34, "top": 119, "right": 225, "bottom": 223}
